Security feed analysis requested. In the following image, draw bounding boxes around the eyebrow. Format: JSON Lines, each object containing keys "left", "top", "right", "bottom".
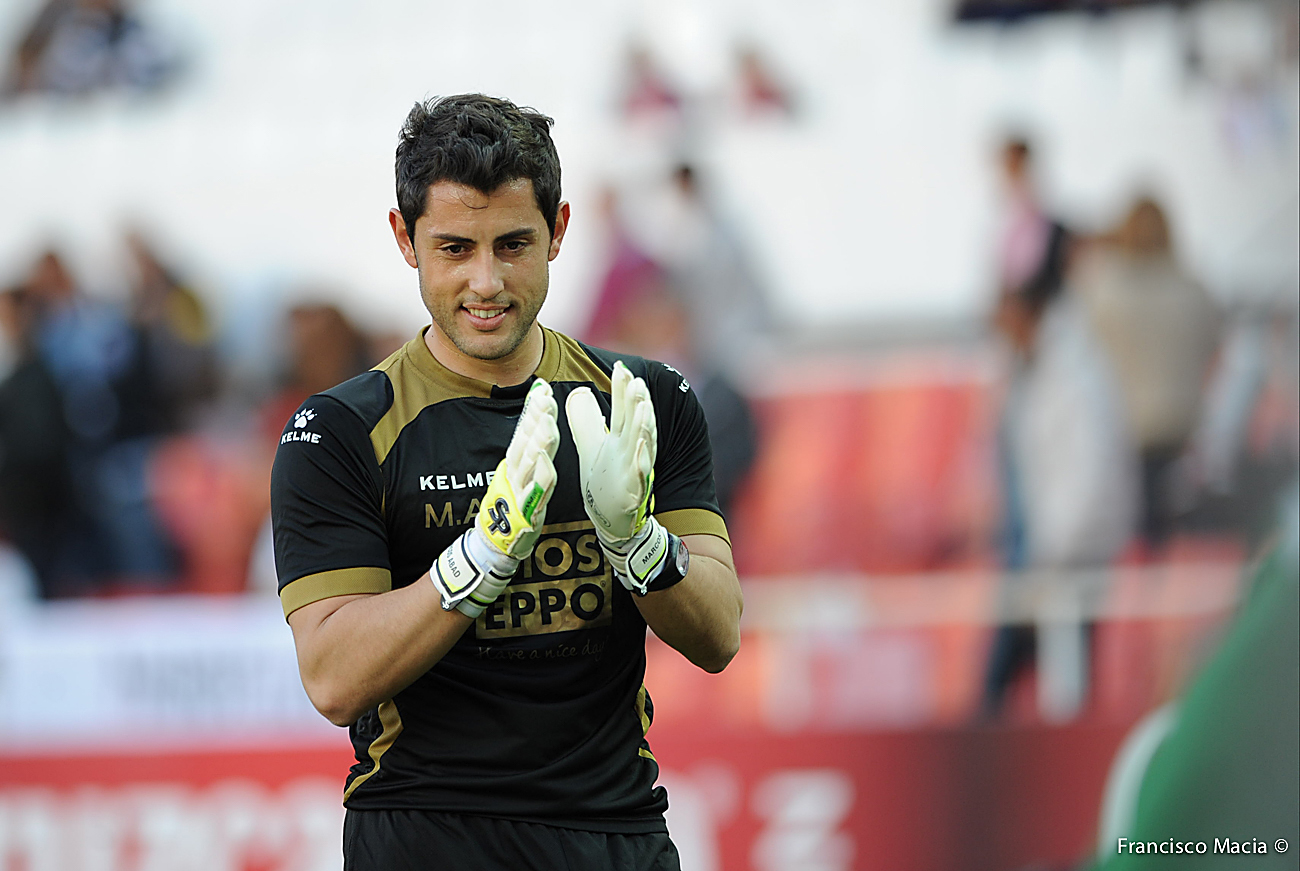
{"left": 430, "top": 228, "right": 538, "bottom": 245}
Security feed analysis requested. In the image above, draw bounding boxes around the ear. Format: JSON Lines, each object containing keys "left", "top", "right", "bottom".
{"left": 389, "top": 209, "right": 419, "bottom": 269}
{"left": 547, "top": 201, "right": 571, "bottom": 262}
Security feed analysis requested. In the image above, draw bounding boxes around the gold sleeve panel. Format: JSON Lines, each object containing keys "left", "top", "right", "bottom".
{"left": 656, "top": 508, "right": 730, "bottom": 545}
{"left": 280, "top": 567, "right": 392, "bottom": 619}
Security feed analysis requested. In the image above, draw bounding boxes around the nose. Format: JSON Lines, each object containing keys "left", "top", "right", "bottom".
{"left": 466, "top": 248, "right": 505, "bottom": 298}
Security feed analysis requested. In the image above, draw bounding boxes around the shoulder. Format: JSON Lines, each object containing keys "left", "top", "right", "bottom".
{"left": 287, "top": 333, "right": 493, "bottom": 466}
{"left": 317, "top": 370, "right": 395, "bottom": 431}
{"left": 272, "top": 370, "right": 391, "bottom": 451}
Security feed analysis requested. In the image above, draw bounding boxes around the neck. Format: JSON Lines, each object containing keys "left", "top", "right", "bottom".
{"left": 424, "top": 323, "right": 545, "bottom": 387}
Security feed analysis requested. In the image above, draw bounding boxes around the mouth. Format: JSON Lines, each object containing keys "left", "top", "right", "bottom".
{"left": 463, "top": 304, "right": 509, "bottom": 329}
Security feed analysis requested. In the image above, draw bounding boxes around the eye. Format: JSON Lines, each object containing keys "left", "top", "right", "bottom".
{"left": 440, "top": 243, "right": 467, "bottom": 256}
{"left": 501, "top": 239, "right": 528, "bottom": 253}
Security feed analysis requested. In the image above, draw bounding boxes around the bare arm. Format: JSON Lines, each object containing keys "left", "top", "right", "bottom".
{"left": 287, "top": 576, "right": 472, "bottom": 726}
{"left": 633, "top": 533, "right": 743, "bottom": 673}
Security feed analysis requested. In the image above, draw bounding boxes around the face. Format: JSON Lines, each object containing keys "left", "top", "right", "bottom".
{"left": 391, "top": 179, "right": 568, "bottom": 373}
{"left": 1000, "top": 146, "right": 1030, "bottom": 193}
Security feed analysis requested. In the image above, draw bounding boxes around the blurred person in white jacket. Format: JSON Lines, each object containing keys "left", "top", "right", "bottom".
{"left": 1009, "top": 294, "right": 1140, "bottom": 570}
{"left": 985, "top": 285, "right": 1139, "bottom": 722}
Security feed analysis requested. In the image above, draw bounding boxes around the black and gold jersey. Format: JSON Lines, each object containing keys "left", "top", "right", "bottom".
{"left": 270, "top": 326, "right": 728, "bottom": 832}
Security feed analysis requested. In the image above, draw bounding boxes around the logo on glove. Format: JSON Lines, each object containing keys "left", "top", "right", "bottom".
{"left": 487, "top": 498, "right": 512, "bottom": 536}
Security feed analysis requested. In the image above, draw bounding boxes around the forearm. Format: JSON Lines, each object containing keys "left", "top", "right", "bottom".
{"left": 633, "top": 537, "right": 743, "bottom": 673}
{"left": 288, "top": 576, "right": 472, "bottom": 726}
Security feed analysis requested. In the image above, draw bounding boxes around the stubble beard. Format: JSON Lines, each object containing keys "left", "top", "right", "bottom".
{"left": 428, "top": 291, "right": 546, "bottom": 363}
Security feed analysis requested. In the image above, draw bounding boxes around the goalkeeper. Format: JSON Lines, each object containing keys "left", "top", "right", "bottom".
{"left": 271, "top": 94, "right": 742, "bottom": 871}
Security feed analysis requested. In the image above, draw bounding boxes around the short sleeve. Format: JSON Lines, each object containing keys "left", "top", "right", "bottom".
{"left": 644, "top": 361, "right": 730, "bottom": 544}
{"left": 271, "top": 395, "right": 392, "bottom": 618}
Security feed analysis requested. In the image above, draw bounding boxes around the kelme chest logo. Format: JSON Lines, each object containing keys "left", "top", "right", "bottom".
{"left": 420, "top": 469, "right": 495, "bottom": 491}
{"left": 474, "top": 519, "right": 613, "bottom": 640}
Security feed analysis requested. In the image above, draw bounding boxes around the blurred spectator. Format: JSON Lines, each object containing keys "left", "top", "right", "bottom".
{"left": 0, "top": 285, "right": 93, "bottom": 598}
{"left": 125, "top": 229, "right": 219, "bottom": 430}
{"left": 994, "top": 137, "right": 1070, "bottom": 314}
{"left": 589, "top": 169, "right": 767, "bottom": 511}
{"left": 585, "top": 180, "right": 759, "bottom": 515}
{"left": 1176, "top": 308, "right": 1299, "bottom": 550}
{"left": 731, "top": 42, "right": 796, "bottom": 118}
{"left": 23, "top": 248, "right": 181, "bottom": 591}
{"left": 618, "top": 41, "right": 682, "bottom": 120}
{"left": 28, "top": 249, "right": 148, "bottom": 438}
{"left": 634, "top": 162, "right": 774, "bottom": 374}
{"left": 1076, "top": 197, "right": 1222, "bottom": 550}
{"left": 601, "top": 278, "right": 758, "bottom": 518}
{"left": 581, "top": 185, "right": 664, "bottom": 349}
{"left": 985, "top": 288, "right": 1138, "bottom": 722}
{"left": 2, "top": 0, "right": 179, "bottom": 98}
{"left": 990, "top": 136, "right": 1072, "bottom": 574}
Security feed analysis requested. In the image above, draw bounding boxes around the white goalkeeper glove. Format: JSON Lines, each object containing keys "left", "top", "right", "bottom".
{"left": 565, "top": 361, "right": 672, "bottom": 596}
{"left": 431, "top": 378, "right": 559, "bottom": 617}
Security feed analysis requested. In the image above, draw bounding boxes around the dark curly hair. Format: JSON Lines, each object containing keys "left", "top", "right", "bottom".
{"left": 395, "top": 94, "right": 562, "bottom": 243}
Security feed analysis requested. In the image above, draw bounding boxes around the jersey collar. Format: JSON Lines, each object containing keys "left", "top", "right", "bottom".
{"left": 408, "top": 324, "right": 563, "bottom": 397}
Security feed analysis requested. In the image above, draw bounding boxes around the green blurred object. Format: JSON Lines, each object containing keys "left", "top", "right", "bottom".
{"left": 1094, "top": 490, "right": 1300, "bottom": 868}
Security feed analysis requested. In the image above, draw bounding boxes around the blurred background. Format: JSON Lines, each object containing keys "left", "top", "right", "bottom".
{"left": 0, "top": 0, "right": 1296, "bottom": 869}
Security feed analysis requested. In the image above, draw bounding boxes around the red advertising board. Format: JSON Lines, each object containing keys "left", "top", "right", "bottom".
{"left": 0, "top": 560, "right": 1238, "bottom": 870}
{"left": 0, "top": 722, "right": 1131, "bottom": 871}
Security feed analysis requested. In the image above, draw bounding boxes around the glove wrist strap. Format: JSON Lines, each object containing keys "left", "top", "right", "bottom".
{"left": 431, "top": 527, "right": 518, "bottom": 618}
{"left": 599, "top": 517, "right": 671, "bottom": 596}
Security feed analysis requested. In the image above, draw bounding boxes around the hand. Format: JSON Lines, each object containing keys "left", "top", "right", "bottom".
{"left": 432, "top": 379, "right": 559, "bottom": 617}
{"left": 478, "top": 378, "right": 561, "bottom": 561}
{"left": 565, "top": 362, "right": 671, "bottom": 595}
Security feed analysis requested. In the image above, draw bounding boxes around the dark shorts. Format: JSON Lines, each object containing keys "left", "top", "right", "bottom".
{"left": 343, "top": 809, "right": 681, "bottom": 871}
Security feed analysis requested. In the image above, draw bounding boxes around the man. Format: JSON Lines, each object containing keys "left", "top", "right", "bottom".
{"left": 271, "top": 94, "right": 742, "bottom": 870}
{"left": 983, "top": 135, "right": 1086, "bottom": 719}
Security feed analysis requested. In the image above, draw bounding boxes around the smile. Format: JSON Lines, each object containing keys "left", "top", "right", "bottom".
{"left": 464, "top": 306, "right": 508, "bottom": 325}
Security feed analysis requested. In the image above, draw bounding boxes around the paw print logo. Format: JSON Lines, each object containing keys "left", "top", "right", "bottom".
{"left": 294, "top": 408, "right": 316, "bottom": 429}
